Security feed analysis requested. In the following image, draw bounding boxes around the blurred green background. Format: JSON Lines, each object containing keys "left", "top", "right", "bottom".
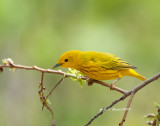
{"left": 0, "top": 0, "right": 160, "bottom": 126}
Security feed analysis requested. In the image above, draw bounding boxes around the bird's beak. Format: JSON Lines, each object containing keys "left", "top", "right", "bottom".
{"left": 52, "top": 63, "right": 61, "bottom": 69}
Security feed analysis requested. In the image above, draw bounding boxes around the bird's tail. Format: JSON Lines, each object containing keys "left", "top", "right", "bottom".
{"left": 136, "top": 74, "right": 146, "bottom": 81}
{"left": 128, "top": 69, "right": 146, "bottom": 81}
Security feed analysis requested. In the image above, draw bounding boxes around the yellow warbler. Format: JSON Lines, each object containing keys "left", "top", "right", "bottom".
{"left": 53, "top": 50, "right": 146, "bottom": 85}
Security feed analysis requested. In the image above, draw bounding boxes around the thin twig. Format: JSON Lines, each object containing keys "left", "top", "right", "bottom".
{"left": 0, "top": 62, "right": 84, "bottom": 78}
{"left": 38, "top": 72, "right": 56, "bottom": 126}
{"left": 44, "top": 103, "right": 55, "bottom": 126}
{"left": 92, "top": 80, "right": 126, "bottom": 94}
{"left": 84, "top": 94, "right": 127, "bottom": 126}
{"left": 39, "top": 72, "right": 45, "bottom": 110}
{"left": 46, "top": 77, "right": 65, "bottom": 100}
{"left": 1, "top": 60, "right": 160, "bottom": 126}
{"left": 84, "top": 72, "right": 160, "bottom": 126}
{"left": 119, "top": 92, "right": 135, "bottom": 126}
{"left": 0, "top": 62, "right": 125, "bottom": 94}
{"left": 0, "top": 60, "right": 126, "bottom": 126}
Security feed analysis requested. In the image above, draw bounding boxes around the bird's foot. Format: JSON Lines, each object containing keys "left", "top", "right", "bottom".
{"left": 109, "top": 83, "right": 116, "bottom": 90}
{"left": 109, "top": 78, "right": 121, "bottom": 90}
{"left": 87, "top": 78, "right": 94, "bottom": 86}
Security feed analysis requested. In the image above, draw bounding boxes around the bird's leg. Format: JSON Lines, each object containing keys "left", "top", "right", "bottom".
{"left": 87, "top": 78, "right": 94, "bottom": 86}
{"left": 110, "top": 78, "right": 121, "bottom": 90}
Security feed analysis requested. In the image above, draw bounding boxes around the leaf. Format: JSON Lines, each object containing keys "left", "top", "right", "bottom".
{"left": 70, "top": 77, "right": 77, "bottom": 81}
{"left": 39, "top": 92, "right": 43, "bottom": 97}
{"left": 46, "top": 99, "right": 51, "bottom": 105}
{"left": 2, "top": 58, "right": 14, "bottom": 64}
{"left": 8, "top": 68, "right": 15, "bottom": 72}
{"left": 38, "top": 83, "right": 41, "bottom": 89}
{"left": 67, "top": 68, "right": 84, "bottom": 77}
{"left": 144, "top": 103, "right": 160, "bottom": 126}
{"left": 12, "top": 68, "right": 15, "bottom": 72}
{"left": 67, "top": 68, "right": 85, "bottom": 87}
{"left": 2, "top": 59, "right": 7, "bottom": 64}
{"left": 78, "top": 78, "right": 83, "bottom": 87}
{"left": 154, "top": 102, "right": 160, "bottom": 108}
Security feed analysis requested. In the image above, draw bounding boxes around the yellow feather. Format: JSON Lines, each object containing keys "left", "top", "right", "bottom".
{"left": 56, "top": 50, "right": 146, "bottom": 81}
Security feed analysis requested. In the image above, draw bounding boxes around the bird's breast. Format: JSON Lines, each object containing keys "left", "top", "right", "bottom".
{"left": 76, "top": 65, "right": 120, "bottom": 80}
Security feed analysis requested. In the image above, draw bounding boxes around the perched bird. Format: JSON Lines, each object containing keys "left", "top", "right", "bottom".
{"left": 53, "top": 50, "right": 146, "bottom": 87}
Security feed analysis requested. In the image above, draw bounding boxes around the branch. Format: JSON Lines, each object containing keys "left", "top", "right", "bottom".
{"left": 119, "top": 92, "right": 134, "bottom": 126}
{"left": 38, "top": 71, "right": 56, "bottom": 126}
{"left": 84, "top": 72, "right": 160, "bottom": 126}
{"left": 0, "top": 59, "right": 126, "bottom": 126}
{"left": 2, "top": 59, "right": 159, "bottom": 126}
{"left": 91, "top": 79, "right": 126, "bottom": 94}
{"left": 46, "top": 77, "right": 65, "bottom": 100}
{"left": 0, "top": 60, "right": 125, "bottom": 94}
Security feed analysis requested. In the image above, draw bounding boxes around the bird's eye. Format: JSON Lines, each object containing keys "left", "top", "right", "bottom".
{"left": 64, "top": 59, "right": 68, "bottom": 62}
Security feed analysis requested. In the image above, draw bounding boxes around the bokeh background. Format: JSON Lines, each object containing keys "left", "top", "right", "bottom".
{"left": 0, "top": 0, "right": 160, "bottom": 126}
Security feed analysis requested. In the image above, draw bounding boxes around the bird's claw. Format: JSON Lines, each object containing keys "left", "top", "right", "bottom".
{"left": 109, "top": 83, "right": 115, "bottom": 90}
{"left": 87, "top": 78, "right": 94, "bottom": 86}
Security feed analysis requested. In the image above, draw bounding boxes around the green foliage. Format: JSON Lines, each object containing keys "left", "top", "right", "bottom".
{"left": 38, "top": 83, "right": 41, "bottom": 90}
{"left": 12, "top": 68, "right": 15, "bottom": 72}
{"left": 38, "top": 83, "right": 51, "bottom": 105}
{"left": 144, "top": 102, "right": 160, "bottom": 126}
{"left": 45, "top": 99, "right": 51, "bottom": 105}
{"left": 154, "top": 102, "right": 160, "bottom": 108}
{"left": 2, "top": 58, "right": 15, "bottom": 72}
{"left": 2, "top": 58, "right": 14, "bottom": 65}
{"left": 66, "top": 68, "right": 85, "bottom": 87}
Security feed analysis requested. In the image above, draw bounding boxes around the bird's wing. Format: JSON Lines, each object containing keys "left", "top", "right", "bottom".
{"left": 99, "top": 53, "right": 136, "bottom": 70}
{"left": 80, "top": 52, "right": 136, "bottom": 70}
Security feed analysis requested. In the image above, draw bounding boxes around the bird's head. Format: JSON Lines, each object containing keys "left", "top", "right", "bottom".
{"left": 53, "top": 50, "right": 82, "bottom": 69}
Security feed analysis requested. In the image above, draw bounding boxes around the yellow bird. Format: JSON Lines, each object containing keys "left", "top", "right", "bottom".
{"left": 53, "top": 50, "right": 146, "bottom": 86}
